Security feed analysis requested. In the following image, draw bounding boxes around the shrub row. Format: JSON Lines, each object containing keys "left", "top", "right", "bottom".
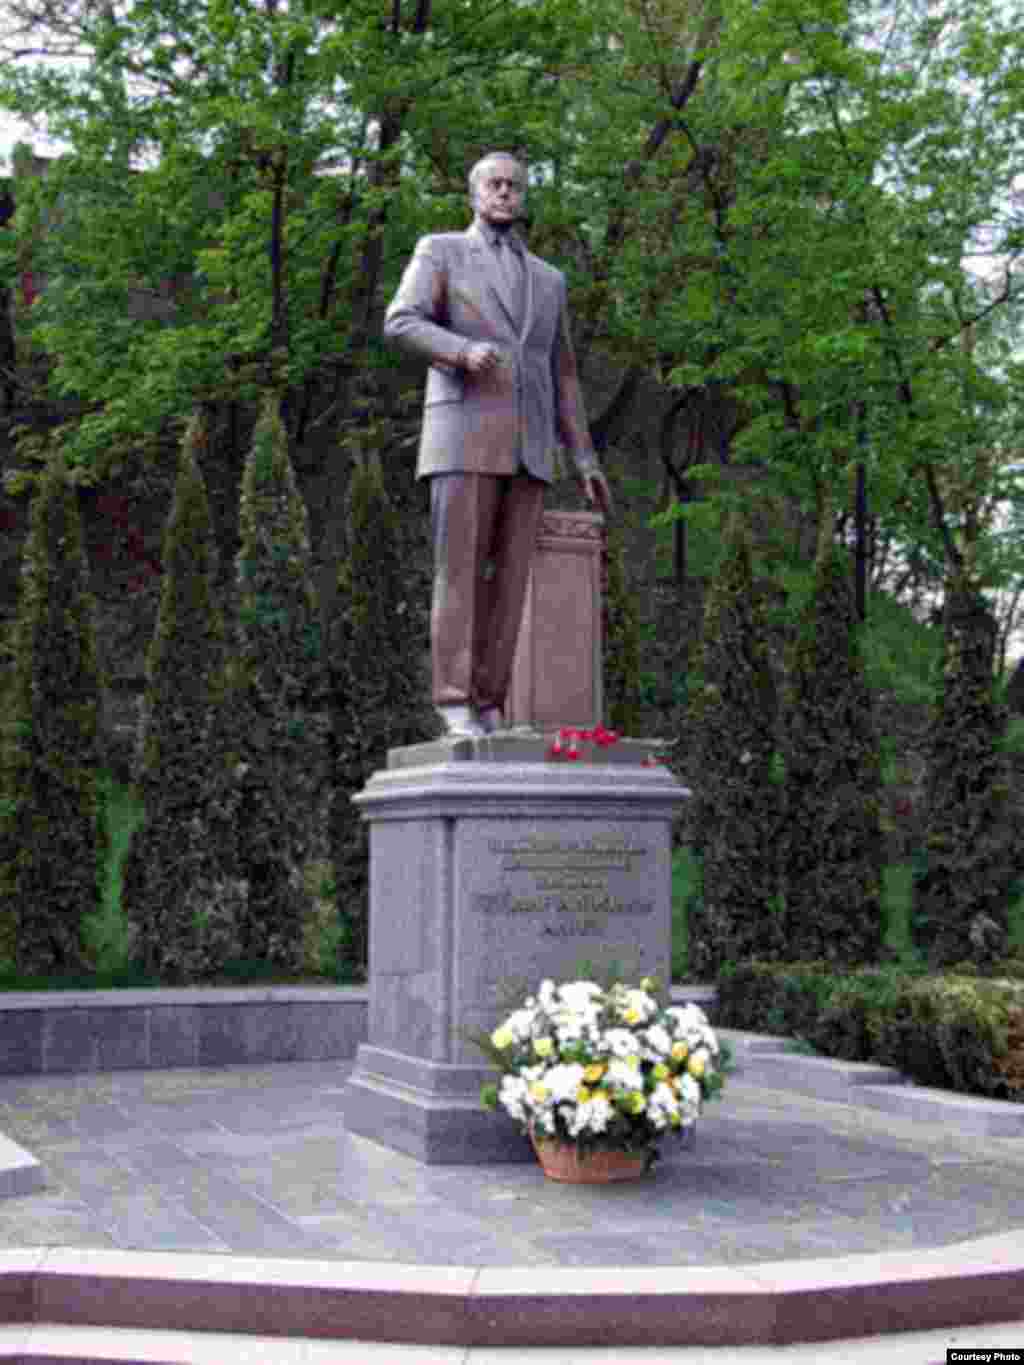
{"left": 715, "top": 959, "right": 1024, "bottom": 1101}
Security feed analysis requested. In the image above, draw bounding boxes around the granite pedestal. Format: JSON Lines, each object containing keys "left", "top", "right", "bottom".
{"left": 344, "top": 737, "right": 689, "bottom": 1163}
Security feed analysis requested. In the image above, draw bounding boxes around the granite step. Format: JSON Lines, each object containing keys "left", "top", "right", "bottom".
{"left": 858, "top": 1081, "right": 1024, "bottom": 1136}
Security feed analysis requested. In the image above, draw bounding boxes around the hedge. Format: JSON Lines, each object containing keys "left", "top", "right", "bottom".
{"left": 715, "top": 959, "right": 1024, "bottom": 1101}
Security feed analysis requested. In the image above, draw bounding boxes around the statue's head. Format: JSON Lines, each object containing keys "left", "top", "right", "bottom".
{"left": 468, "top": 151, "right": 527, "bottom": 228}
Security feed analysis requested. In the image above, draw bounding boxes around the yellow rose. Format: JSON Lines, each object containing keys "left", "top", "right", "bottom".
{"left": 533, "top": 1037, "right": 554, "bottom": 1058}
{"left": 491, "top": 1026, "right": 514, "bottom": 1050}
{"left": 583, "top": 1063, "right": 606, "bottom": 1083}
{"left": 671, "top": 1042, "right": 689, "bottom": 1063}
{"left": 652, "top": 1063, "right": 670, "bottom": 1081}
{"left": 626, "top": 1090, "right": 646, "bottom": 1115}
{"left": 529, "top": 1082, "right": 550, "bottom": 1103}
{"left": 687, "top": 1055, "right": 706, "bottom": 1080}
{"left": 622, "top": 1007, "right": 641, "bottom": 1025}
{"left": 576, "top": 1086, "right": 592, "bottom": 1104}
{"left": 670, "top": 1113, "right": 682, "bottom": 1128}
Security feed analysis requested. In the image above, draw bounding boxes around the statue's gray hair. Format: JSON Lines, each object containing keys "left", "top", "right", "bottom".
{"left": 468, "top": 152, "right": 527, "bottom": 198}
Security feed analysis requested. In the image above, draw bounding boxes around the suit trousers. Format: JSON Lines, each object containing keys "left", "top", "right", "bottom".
{"left": 429, "top": 470, "right": 546, "bottom": 710}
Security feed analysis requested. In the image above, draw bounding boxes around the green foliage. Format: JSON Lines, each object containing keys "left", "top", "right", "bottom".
{"left": 781, "top": 532, "right": 883, "bottom": 965}
{"left": 860, "top": 593, "right": 943, "bottom": 709}
{"left": 0, "top": 446, "right": 105, "bottom": 972}
{"left": 687, "top": 513, "right": 782, "bottom": 975}
{"left": 716, "top": 959, "right": 1024, "bottom": 1101}
{"left": 229, "top": 397, "right": 332, "bottom": 969}
{"left": 914, "top": 577, "right": 1020, "bottom": 967}
{"left": 330, "top": 449, "right": 436, "bottom": 976}
{"left": 715, "top": 961, "right": 836, "bottom": 1040}
{"left": 121, "top": 415, "right": 245, "bottom": 980}
{"left": 670, "top": 846, "right": 699, "bottom": 981}
{"left": 81, "top": 768, "right": 142, "bottom": 976}
{"left": 602, "top": 522, "right": 644, "bottom": 734}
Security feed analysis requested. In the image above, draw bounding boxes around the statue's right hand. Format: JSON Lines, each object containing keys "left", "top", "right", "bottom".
{"left": 461, "top": 342, "right": 503, "bottom": 374}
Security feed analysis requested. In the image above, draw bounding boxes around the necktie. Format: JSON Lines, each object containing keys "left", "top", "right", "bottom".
{"left": 495, "top": 235, "right": 523, "bottom": 323}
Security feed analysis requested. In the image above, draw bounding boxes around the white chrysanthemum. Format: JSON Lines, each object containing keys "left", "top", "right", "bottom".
{"left": 558, "top": 981, "right": 604, "bottom": 1011}
{"left": 643, "top": 1023, "right": 672, "bottom": 1057}
{"left": 605, "top": 1057, "right": 643, "bottom": 1091}
{"left": 615, "top": 986, "right": 657, "bottom": 1022}
{"left": 678, "top": 1072, "right": 702, "bottom": 1119}
{"left": 567, "top": 1094, "right": 614, "bottom": 1137}
{"left": 603, "top": 1028, "right": 639, "bottom": 1058}
{"left": 502, "top": 1007, "right": 537, "bottom": 1042}
{"left": 646, "top": 1081, "right": 679, "bottom": 1130}
{"left": 554, "top": 1020, "right": 585, "bottom": 1045}
{"left": 665, "top": 1004, "right": 715, "bottom": 1049}
{"left": 542, "top": 1062, "right": 586, "bottom": 1103}
{"left": 497, "top": 1075, "right": 529, "bottom": 1123}
{"left": 538, "top": 979, "right": 557, "bottom": 1007}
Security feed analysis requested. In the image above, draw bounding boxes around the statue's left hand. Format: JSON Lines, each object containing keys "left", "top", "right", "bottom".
{"left": 583, "top": 470, "right": 613, "bottom": 518}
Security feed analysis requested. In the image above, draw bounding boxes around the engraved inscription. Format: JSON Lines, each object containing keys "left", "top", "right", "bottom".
{"left": 474, "top": 832, "right": 654, "bottom": 928}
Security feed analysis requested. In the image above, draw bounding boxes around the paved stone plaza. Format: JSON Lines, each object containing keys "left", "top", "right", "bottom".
{"left": 2, "top": 1056, "right": 1024, "bottom": 1266}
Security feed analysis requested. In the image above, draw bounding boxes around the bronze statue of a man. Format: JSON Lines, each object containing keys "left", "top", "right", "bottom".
{"left": 384, "top": 151, "right": 612, "bottom": 737}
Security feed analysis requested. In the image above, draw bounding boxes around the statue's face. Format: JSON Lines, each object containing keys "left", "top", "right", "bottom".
{"left": 471, "top": 156, "right": 526, "bottom": 227}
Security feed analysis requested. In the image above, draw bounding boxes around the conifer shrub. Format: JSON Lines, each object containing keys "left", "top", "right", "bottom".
{"left": 781, "top": 532, "right": 883, "bottom": 966}
{"left": 121, "top": 415, "right": 245, "bottom": 980}
{"left": 330, "top": 450, "right": 436, "bottom": 976}
{"left": 0, "top": 446, "right": 106, "bottom": 972}
{"left": 913, "top": 577, "right": 1017, "bottom": 967}
{"left": 602, "top": 522, "right": 644, "bottom": 735}
{"left": 686, "top": 513, "right": 782, "bottom": 976}
{"left": 228, "top": 397, "right": 332, "bottom": 970}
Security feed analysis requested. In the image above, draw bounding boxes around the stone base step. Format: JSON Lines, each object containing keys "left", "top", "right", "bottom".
{"left": 0, "top": 1322, "right": 402, "bottom": 1362}
{"left": 4, "top": 1239, "right": 1024, "bottom": 1351}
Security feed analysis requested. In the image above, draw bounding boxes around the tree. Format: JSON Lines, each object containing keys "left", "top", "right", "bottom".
{"left": 121, "top": 414, "right": 244, "bottom": 979}
{"left": 687, "top": 510, "right": 781, "bottom": 975}
{"left": 330, "top": 434, "right": 435, "bottom": 975}
{"left": 229, "top": 396, "right": 332, "bottom": 968}
{"left": 660, "top": 0, "right": 1024, "bottom": 602}
{"left": 0, "top": 445, "right": 105, "bottom": 972}
{"left": 602, "top": 522, "right": 644, "bottom": 734}
{"left": 913, "top": 576, "right": 1018, "bottom": 967}
{"left": 781, "top": 522, "right": 883, "bottom": 967}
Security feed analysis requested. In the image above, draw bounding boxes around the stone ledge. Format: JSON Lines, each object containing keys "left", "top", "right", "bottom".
{"left": 0, "top": 987, "right": 368, "bottom": 1077}
{"left": 727, "top": 1049, "right": 909, "bottom": 1101}
{"left": 858, "top": 1081, "right": 1024, "bottom": 1136}
{"left": 0, "top": 1236, "right": 1023, "bottom": 1348}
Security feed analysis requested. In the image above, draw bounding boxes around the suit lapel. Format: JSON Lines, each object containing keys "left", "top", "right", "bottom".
{"left": 518, "top": 249, "right": 535, "bottom": 344}
{"left": 465, "top": 224, "right": 526, "bottom": 337}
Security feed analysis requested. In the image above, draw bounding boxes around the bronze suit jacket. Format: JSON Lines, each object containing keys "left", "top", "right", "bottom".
{"left": 383, "top": 222, "right": 599, "bottom": 483}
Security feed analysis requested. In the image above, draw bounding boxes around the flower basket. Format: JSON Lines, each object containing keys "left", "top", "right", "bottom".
{"left": 476, "top": 977, "right": 725, "bottom": 1177}
{"left": 530, "top": 1129, "right": 646, "bottom": 1183}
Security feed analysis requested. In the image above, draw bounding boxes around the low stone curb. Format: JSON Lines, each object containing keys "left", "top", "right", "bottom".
{"left": 719, "top": 1029, "right": 1024, "bottom": 1135}
{"left": 857, "top": 1081, "right": 1024, "bottom": 1135}
{"left": 2, "top": 1238, "right": 1024, "bottom": 1349}
{"left": 0, "top": 986, "right": 369, "bottom": 1078}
